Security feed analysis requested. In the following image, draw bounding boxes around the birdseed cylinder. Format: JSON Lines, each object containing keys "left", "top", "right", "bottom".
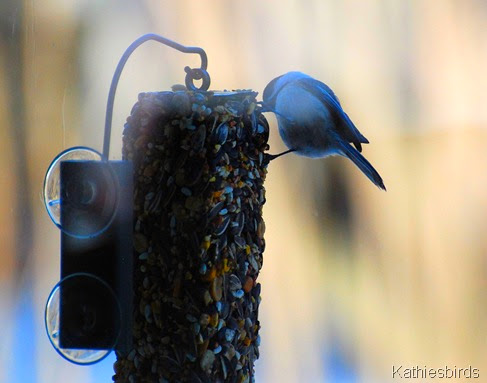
{"left": 113, "top": 90, "right": 269, "bottom": 383}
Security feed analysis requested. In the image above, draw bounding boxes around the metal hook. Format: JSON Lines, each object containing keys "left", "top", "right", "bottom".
{"left": 102, "top": 33, "right": 211, "bottom": 160}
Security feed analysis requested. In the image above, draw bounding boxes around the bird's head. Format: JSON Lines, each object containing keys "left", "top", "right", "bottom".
{"left": 262, "top": 71, "right": 310, "bottom": 110}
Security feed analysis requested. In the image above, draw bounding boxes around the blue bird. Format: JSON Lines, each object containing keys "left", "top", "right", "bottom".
{"left": 262, "top": 71, "right": 386, "bottom": 190}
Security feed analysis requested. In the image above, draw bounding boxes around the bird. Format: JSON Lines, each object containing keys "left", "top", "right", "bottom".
{"left": 262, "top": 71, "right": 386, "bottom": 190}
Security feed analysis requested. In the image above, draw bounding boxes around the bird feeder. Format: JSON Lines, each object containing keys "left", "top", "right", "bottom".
{"left": 44, "top": 34, "right": 269, "bottom": 383}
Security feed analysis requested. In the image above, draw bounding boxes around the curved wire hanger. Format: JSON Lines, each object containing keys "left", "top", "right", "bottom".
{"left": 102, "top": 33, "right": 211, "bottom": 160}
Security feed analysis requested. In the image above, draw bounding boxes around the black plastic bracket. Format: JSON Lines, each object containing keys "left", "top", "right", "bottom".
{"left": 59, "top": 160, "right": 133, "bottom": 354}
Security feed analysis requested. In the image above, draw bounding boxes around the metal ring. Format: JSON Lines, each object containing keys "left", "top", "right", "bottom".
{"left": 184, "top": 67, "right": 211, "bottom": 91}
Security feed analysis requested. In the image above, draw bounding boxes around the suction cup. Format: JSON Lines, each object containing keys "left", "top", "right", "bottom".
{"left": 45, "top": 273, "right": 122, "bottom": 365}
{"left": 43, "top": 147, "right": 119, "bottom": 238}
{"left": 44, "top": 147, "right": 102, "bottom": 228}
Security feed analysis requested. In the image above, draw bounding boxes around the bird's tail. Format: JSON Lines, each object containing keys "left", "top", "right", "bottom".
{"left": 337, "top": 139, "right": 386, "bottom": 190}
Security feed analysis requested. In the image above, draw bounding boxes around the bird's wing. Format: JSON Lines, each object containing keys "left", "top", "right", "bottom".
{"left": 295, "top": 77, "right": 369, "bottom": 151}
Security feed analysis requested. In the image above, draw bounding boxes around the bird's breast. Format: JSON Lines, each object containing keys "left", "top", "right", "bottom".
{"left": 274, "top": 86, "right": 337, "bottom": 157}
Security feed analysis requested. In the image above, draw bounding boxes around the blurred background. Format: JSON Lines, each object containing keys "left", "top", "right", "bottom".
{"left": 1, "top": 0, "right": 486, "bottom": 382}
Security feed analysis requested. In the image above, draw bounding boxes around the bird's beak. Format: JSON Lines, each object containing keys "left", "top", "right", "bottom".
{"left": 257, "top": 101, "right": 272, "bottom": 113}
{"left": 257, "top": 103, "right": 295, "bottom": 124}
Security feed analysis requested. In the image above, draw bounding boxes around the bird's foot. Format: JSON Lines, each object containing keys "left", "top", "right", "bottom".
{"left": 265, "top": 149, "right": 296, "bottom": 161}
